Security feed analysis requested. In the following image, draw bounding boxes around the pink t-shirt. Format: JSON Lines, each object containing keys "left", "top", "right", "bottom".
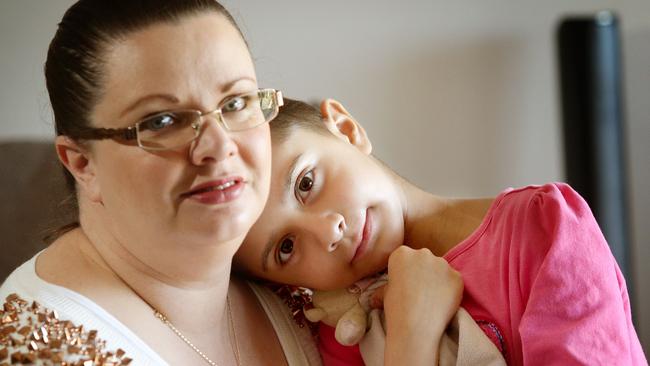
{"left": 318, "top": 183, "right": 646, "bottom": 365}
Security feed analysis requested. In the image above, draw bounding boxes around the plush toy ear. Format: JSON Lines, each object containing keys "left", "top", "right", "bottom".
{"left": 335, "top": 303, "right": 368, "bottom": 346}
{"left": 320, "top": 99, "right": 372, "bottom": 155}
{"left": 304, "top": 307, "right": 327, "bottom": 323}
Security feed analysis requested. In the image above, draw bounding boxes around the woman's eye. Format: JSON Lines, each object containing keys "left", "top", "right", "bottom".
{"left": 222, "top": 96, "right": 246, "bottom": 113}
{"left": 295, "top": 170, "right": 314, "bottom": 202}
{"left": 277, "top": 237, "right": 294, "bottom": 265}
{"left": 141, "top": 113, "right": 176, "bottom": 131}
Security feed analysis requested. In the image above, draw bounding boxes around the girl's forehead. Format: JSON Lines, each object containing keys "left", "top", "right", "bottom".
{"left": 272, "top": 127, "right": 335, "bottom": 148}
{"left": 271, "top": 133, "right": 317, "bottom": 162}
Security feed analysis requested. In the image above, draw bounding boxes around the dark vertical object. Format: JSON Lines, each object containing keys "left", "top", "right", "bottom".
{"left": 557, "top": 12, "right": 632, "bottom": 293}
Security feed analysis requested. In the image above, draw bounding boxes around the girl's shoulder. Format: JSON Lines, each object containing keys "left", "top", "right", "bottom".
{"left": 495, "top": 182, "right": 588, "bottom": 216}
{"left": 444, "top": 182, "right": 591, "bottom": 263}
{"left": 489, "top": 182, "right": 599, "bottom": 238}
{"left": 490, "top": 182, "right": 613, "bottom": 271}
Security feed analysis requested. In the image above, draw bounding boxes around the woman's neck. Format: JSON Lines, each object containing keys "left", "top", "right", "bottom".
{"left": 72, "top": 203, "right": 239, "bottom": 332}
{"left": 38, "top": 227, "right": 239, "bottom": 364}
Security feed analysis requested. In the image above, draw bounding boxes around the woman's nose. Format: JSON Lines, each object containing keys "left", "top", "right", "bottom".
{"left": 189, "top": 115, "right": 237, "bottom": 165}
{"left": 307, "top": 211, "right": 346, "bottom": 252}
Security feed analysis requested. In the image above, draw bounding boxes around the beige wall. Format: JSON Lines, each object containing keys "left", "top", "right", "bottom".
{"left": 1, "top": 0, "right": 648, "bottom": 352}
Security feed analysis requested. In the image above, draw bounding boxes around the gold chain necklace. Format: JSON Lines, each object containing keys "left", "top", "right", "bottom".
{"left": 153, "top": 295, "right": 242, "bottom": 366}
{"left": 112, "top": 269, "right": 241, "bottom": 366}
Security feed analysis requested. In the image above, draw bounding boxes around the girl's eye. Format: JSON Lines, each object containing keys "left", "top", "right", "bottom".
{"left": 295, "top": 170, "right": 314, "bottom": 202}
{"left": 277, "top": 237, "right": 294, "bottom": 265}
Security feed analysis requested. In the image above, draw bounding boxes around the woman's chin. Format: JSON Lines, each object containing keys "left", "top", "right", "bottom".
{"left": 195, "top": 214, "right": 257, "bottom": 245}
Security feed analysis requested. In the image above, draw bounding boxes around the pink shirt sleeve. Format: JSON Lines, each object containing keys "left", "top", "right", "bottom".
{"left": 516, "top": 183, "right": 646, "bottom": 365}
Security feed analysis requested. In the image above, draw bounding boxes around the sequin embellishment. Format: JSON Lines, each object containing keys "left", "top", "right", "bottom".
{"left": 0, "top": 293, "right": 132, "bottom": 365}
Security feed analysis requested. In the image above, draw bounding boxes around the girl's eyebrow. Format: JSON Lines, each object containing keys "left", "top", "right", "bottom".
{"left": 261, "top": 236, "right": 274, "bottom": 272}
{"left": 261, "top": 153, "right": 305, "bottom": 272}
{"left": 281, "top": 154, "right": 304, "bottom": 205}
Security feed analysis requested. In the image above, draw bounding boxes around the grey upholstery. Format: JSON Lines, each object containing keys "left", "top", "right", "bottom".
{"left": 0, "top": 140, "right": 76, "bottom": 281}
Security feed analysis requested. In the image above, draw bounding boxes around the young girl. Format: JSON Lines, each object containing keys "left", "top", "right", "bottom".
{"left": 235, "top": 98, "right": 647, "bottom": 365}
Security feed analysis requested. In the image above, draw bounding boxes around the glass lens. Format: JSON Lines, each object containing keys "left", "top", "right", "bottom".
{"left": 259, "top": 89, "right": 280, "bottom": 122}
{"left": 136, "top": 110, "right": 199, "bottom": 149}
{"left": 220, "top": 91, "right": 266, "bottom": 131}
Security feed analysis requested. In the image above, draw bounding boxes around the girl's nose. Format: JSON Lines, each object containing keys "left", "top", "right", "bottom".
{"left": 308, "top": 211, "right": 346, "bottom": 252}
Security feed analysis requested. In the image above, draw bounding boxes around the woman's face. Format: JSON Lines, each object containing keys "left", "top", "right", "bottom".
{"left": 86, "top": 13, "right": 271, "bottom": 249}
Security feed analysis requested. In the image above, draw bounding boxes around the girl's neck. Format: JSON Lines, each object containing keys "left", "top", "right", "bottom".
{"left": 397, "top": 176, "right": 493, "bottom": 257}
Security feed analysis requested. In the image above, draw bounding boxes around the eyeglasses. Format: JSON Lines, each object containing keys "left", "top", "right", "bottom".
{"left": 73, "top": 89, "right": 283, "bottom": 151}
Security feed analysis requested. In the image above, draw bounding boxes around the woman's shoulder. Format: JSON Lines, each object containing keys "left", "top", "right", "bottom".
{"left": 35, "top": 229, "right": 100, "bottom": 288}
{"left": 244, "top": 280, "right": 322, "bottom": 366}
{"left": 1, "top": 233, "right": 100, "bottom": 304}
{"left": 1, "top": 249, "right": 169, "bottom": 365}
{"left": 0, "top": 292, "right": 134, "bottom": 365}
{"left": 1, "top": 252, "right": 41, "bottom": 300}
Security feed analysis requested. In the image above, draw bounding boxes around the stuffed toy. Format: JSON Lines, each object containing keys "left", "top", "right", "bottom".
{"left": 303, "top": 274, "right": 386, "bottom": 346}
{"left": 302, "top": 274, "right": 507, "bottom": 366}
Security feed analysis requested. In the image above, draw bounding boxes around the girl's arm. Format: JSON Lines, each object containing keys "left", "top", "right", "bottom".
{"left": 516, "top": 183, "right": 646, "bottom": 365}
{"left": 379, "top": 246, "right": 463, "bottom": 366}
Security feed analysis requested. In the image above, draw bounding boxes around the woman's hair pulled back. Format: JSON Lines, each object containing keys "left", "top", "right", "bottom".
{"left": 46, "top": 0, "right": 244, "bottom": 189}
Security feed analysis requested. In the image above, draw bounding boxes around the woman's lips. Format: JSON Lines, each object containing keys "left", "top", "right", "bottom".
{"left": 352, "top": 208, "right": 372, "bottom": 264}
{"left": 182, "top": 177, "right": 245, "bottom": 204}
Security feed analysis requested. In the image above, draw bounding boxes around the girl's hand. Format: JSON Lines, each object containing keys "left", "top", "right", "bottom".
{"left": 375, "top": 246, "right": 463, "bottom": 365}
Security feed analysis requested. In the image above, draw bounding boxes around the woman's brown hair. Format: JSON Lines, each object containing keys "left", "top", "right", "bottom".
{"left": 44, "top": 0, "right": 245, "bottom": 240}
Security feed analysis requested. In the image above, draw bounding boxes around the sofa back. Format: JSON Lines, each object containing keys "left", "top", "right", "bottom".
{"left": 0, "top": 140, "right": 76, "bottom": 281}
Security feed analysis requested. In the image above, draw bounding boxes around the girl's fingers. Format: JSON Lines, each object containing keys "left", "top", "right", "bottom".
{"left": 369, "top": 284, "right": 386, "bottom": 309}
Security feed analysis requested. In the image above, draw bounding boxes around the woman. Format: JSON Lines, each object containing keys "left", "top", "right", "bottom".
{"left": 0, "top": 0, "right": 297, "bottom": 364}
{"left": 1, "top": 1, "right": 463, "bottom": 365}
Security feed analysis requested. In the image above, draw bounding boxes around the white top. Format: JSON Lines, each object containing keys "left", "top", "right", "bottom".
{"left": 1, "top": 253, "right": 322, "bottom": 365}
{"left": 0, "top": 254, "right": 168, "bottom": 365}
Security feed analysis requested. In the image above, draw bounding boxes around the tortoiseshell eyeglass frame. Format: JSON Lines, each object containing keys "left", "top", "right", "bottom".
{"left": 68, "top": 89, "right": 283, "bottom": 151}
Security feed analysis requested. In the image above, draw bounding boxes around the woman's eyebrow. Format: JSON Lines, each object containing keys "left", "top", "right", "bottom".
{"left": 119, "top": 76, "right": 257, "bottom": 118}
{"left": 219, "top": 76, "right": 257, "bottom": 93}
{"left": 120, "top": 94, "right": 179, "bottom": 118}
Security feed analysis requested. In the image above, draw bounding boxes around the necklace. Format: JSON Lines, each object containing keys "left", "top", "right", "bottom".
{"left": 110, "top": 267, "right": 241, "bottom": 365}
{"left": 154, "top": 295, "right": 242, "bottom": 366}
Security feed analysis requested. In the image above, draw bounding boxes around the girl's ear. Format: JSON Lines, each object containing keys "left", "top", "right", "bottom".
{"left": 54, "top": 136, "right": 102, "bottom": 203}
{"left": 320, "top": 99, "right": 372, "bottom": 155}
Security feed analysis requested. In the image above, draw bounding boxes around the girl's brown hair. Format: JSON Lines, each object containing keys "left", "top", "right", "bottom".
{"left": 269, "top": 98, "right": 331, "bottom": 143}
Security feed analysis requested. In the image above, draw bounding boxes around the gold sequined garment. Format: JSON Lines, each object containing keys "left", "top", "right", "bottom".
{"left": 0, "top": 293, "right": 132, "bottom": 365}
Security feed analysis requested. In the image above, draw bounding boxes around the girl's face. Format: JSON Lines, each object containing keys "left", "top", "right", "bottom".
{"left": 236, "top": 117, "right": 406, "bottom": 290}
{"left": 84, "top": 13, "right": 271, "bottom": 250}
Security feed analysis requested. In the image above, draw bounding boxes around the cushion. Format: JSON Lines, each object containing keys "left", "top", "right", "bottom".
{"left": 0, "top": 140, "right": 76, "bottom": 281}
